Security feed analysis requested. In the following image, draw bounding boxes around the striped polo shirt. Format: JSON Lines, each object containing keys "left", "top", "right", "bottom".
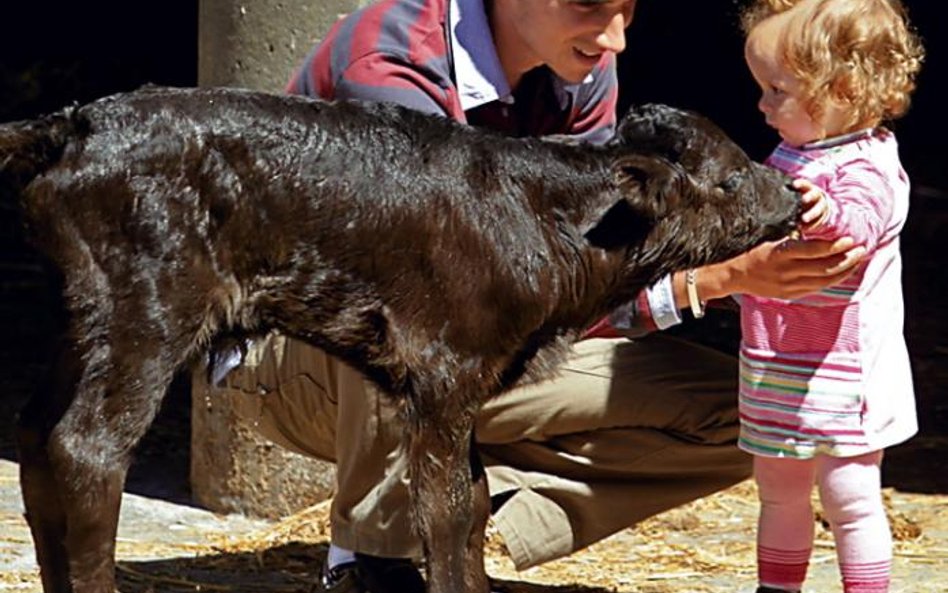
{"left": 287, "top": 0, "right": 618, "bottom": 144}
{"left": 739, "top": 130, "right": 917, "bottom": 458}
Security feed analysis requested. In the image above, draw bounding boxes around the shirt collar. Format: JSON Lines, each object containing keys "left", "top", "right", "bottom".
{"left": 449, "top": 0, "right": 513, "bottom": 111}
{"left": 801, "top": 127, "right": 877, "bottom": 150}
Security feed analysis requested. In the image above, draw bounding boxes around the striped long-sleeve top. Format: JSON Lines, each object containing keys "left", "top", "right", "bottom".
{"left": 738, "top": 129, "right": 917, "bottom": 458}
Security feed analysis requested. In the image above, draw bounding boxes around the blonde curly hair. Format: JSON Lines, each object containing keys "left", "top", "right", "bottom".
{"left": 741, "top": 0, "right": 924, "bottom": 132}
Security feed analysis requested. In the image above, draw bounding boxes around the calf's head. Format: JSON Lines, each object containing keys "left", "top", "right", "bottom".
{"left": 588, "top": 103, "right": 799, "bottom": 283}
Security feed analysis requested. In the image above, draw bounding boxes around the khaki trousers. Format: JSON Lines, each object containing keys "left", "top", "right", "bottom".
{"left": 221, "top": 333, "right": 750, "bottom": 570}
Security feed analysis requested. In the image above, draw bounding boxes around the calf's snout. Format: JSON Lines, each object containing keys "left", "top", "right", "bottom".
{"left": 753, "top": 164, "right": 802, "bottom": 241}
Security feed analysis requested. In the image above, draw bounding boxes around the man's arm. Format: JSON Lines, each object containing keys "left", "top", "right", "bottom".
{"left": 289, "top": 52, "right": 456, "bottom": 117}
{"left": 596, "top": 236, "right": 866, "bottom": 340}
{"left": 686, "top": 236, "right": 867, "bottom": 303}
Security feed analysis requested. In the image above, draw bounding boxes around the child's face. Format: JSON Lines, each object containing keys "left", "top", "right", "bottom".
{"left": 744, "top": 22, "right": 846, "bottom": 146}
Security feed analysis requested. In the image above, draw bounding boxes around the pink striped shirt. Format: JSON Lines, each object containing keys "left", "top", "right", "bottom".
{"left": 739, "top": 129, "right": 917, "bottom": 458}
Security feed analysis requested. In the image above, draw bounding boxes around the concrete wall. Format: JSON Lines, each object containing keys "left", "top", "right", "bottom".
{"left": 198, "top": 0, "right": 364, "bottom": 91}
{"left": 192, "top": 0, "right": 363, "bottom": 519}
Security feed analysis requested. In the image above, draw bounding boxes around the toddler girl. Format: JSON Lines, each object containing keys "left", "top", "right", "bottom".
{"left": 737, "top": 1, "right": 924, "bottom": 591}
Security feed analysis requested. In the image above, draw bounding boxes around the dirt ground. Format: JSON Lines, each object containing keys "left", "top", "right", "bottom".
{"left": 2, "top": 449, "right": 947, "bottom": 593}
{"left": 1, "top": 191, "right": 947, "bottom": 592}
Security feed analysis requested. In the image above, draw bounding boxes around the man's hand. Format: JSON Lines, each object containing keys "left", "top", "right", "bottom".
{"left": 701, "top": 236, "right": 866, "bottom": 301}
{"left": 794, "top": 178, "right": 830, "bottom": 233}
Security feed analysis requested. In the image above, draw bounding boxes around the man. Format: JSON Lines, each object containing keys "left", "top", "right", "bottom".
{"left": 220, "top": 1, "right": 866, "bottom": 591}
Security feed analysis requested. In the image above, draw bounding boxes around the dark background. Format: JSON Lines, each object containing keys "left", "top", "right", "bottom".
{"left": 0, "top": 1, "right": 945, "bottom": 498}
{"left": 1, "top": 1, "right": 944, "bottom": 187}
{"left": 0, "top": 1, "right": 944, "bottom": 188}
{"left": 619, "top": 1, "right": 947, "bottom": 192}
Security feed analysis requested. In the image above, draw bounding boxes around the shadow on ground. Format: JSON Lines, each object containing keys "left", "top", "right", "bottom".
{"left": 116, "top": 543, "right": 612, "bottom": 593}
{"left": 116, "top": 542, "right": 326, "bottom": 593}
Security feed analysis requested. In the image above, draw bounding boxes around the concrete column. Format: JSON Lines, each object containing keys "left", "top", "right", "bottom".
{"left": 192, "top": 0, "right": 363, "bottom": 519}
{"left": 198, "top": 0, "right": 369, "bottom": 92}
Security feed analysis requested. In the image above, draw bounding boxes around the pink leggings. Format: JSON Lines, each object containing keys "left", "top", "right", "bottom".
{"left": 754, "top": 451, "right": 892, "bottom": 593}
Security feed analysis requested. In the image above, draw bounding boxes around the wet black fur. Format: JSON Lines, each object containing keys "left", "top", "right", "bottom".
{"left": 0, "top": 86, "right": 798, "bottom": 593}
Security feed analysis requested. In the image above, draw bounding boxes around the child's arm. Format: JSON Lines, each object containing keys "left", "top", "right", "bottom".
{"left": 793, "top": 158, "right": 896, "bottom": 251}
{"left": 795, "top": 178, "right": 831, "bottom": 233}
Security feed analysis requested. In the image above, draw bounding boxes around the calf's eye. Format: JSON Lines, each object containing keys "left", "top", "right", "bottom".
{"left": 718, "top": 174, "right": 741, "bottom": 193}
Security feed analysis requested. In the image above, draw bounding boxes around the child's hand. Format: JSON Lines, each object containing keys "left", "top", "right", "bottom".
{"left": 793, "top": 178, "right": 830, "bottom": 233}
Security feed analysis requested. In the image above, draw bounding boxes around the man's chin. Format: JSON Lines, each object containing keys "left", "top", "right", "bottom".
{"left": 552, "top": 65, "right": 595, "bottom": 84}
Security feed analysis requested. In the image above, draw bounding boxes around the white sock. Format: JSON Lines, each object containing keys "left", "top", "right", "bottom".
{"left": 327, "top": 543, "right": 357, "bottom": 569}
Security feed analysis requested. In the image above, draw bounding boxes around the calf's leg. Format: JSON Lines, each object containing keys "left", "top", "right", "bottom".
{"left": 18, "top": 343, "right": 174, "bottom": 593}
{"left": 464, "top": 440, "right": 491, "bottom": 593}
{"left": 17, "top": 346, "right": 86, "bottom": 593}
{"left": 407, "top": 397, "right": 490, "bottom": 593}
{"left": 17, "top": 424, "right": 72, "bottom": 593}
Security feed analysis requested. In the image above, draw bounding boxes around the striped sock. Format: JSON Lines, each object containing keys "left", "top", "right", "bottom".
{"left": 840, "top": 559, "right": 891, "bottom": 593}
{"left": 758, "top": 545, "right": 809, "bottom": 591}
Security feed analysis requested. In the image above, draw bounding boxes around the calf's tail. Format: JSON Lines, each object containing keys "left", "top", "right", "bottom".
{"left": 0, "top": 108, "right": 77, "bottom": 208}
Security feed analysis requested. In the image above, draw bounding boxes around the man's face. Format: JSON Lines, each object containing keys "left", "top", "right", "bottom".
{"left": 507, "top": 0, "right": 635, "bottom": 83}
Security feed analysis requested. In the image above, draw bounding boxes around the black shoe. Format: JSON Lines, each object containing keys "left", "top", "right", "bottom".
{"left": 314, "top": 559, "right": 361, "bottom": 593}
{"left": 314, "top": 554, "right": 425, "bottom": 593}
{"left": 354, "top": 553, "right": 426, "bottom": 593}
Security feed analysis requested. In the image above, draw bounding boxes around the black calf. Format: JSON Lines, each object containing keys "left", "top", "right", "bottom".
{"left": 0, "top": 87, "right": 798, "bottom": 593}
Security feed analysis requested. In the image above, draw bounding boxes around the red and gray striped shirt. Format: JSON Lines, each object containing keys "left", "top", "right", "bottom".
{"left": 287, "top": 0, "right": 618, "bottom": 144}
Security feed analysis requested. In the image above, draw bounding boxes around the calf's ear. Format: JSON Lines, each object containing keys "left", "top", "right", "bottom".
{"left": 613, "top": 153, "right": 682, "bottom": 215}
{"left": 583, "top": 196, "right": 650, "bottom": 250}
{"left": 584, "top": 154, "right": 685, "bottom": 250}
{"left": 585, "top": 154, "right": 688, "bottom": 249}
